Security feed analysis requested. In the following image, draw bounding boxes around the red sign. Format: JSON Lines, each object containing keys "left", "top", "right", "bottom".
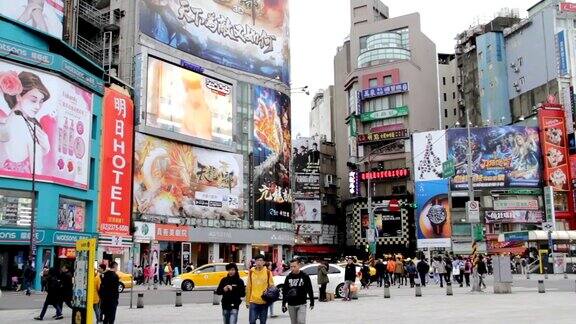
{"left": 357, "top": 129, "right": 408, "bottom": 144}
{"left": 560, "top": 2, "right": 576, "bottom": 12}
{"left": 360, "top": 168, "right": 410, "bottom": 181}
{"left": 99, "top": 88, "right": 134, "bottom": 236}
{"left": 370, "top": 123, "right": 404, "bottom": 133}
{"left": 538, "top": 108, "right": 571, "bottom": 191}
{"left": 155, "top": 224, "right": 190, "bottom": 241}
{"left": 57, "top": 247, "right": 76, "bottom": 259}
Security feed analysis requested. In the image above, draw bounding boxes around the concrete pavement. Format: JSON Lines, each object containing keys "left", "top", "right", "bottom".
{"left": 1, "top": 278, "right": 575, "bottom": 323}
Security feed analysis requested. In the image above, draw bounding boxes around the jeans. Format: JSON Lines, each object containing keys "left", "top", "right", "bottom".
{"left": 249, "top": 303, "right": 268, "bottom": 324}
{"left": 38, "top": 298, "right": 62, "bottom": 319}
{"left": 395, "top": 273, "right": 403, "bottom": 286}
{"left": 408, "top": 274, "right": 416, "bottom": 287}
{"left": 101, "top": 301, "right": 118, "bottom": 324}
{"left": 464, "top": 273, "right": 470, "bottom": 286}
{"left": 418, "top": 272, "right": 427, "bottom": 286}
{"left": 439, "top": 273, "right": 444, "bottom": 287}
{"left": 288, "top": 304, "right": 307, "bottom": 324}
{"left": 94, "top": 303, "right": 101, "bottom": 323}
{"left": 222, "top": 308, "right": 238, "bottom": 324}
{"left": 319, "top": 283, "right": 327, "bottom": 301}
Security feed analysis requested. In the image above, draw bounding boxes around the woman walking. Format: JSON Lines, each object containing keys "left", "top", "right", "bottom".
{"left": 34, "top": 268, "right": 62, "bottom": 320}
{"left": 216, "top": 263, "right": 246, "bottom": 324}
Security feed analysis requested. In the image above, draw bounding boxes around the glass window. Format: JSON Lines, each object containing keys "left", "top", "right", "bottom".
{"left": 215, "top": 265, "right": 227, "bottom": 272}
{"left": 369, "top": 78, "right": 378, "bottom": 87}
{"left": 442, "top": 77, "right": 446, "bottom": 85}
{"left": 452, "top": 76, "right": 455, "bottom": 83}
{"left": 197, "top": 266, "right": 215, "bottom": 273}
{"left": 328, "top": 266, "right": 341, "bottom": 274}
{"left": 443, "top": 93, "right": 447, "bottom": 101}
{"left": 302, "top": 265, "right": 318, "bottom": 276}
{"left": 383, "top": 76, "right": 393, "bottom": 85}
{"left": 0, "top": 190, "right": 33, "bottom": 227}
{"left": 58, "top": 197, "right": 86, "bottom": 232}
{"left": 444, "top": 109, "right": 448, "bottom": 118}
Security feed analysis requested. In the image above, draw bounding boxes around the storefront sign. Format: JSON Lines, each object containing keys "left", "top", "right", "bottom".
{"left": 0, "top": 227, "right": 44, "bottom": 243}
{"left": 370, "top": 123, "right": 405, "bottom": 133}
{"left": 503, "top": 231, "right": 529, "bottom": 242}
{"left": 490, "top": 189, "right": 543, "bottom": 195}
{"left": 544, "top": 186, "right": 556, "bottom": 225}
{"left": 485, "top": 210, "right": 544, "bottom": 223}
{"left": 296, "top": 223, "right": 322, "bottom": 235}
{"left": 155, "top": 224, "right": 189, "bottom": 242}
{"left": 57, "top": 247, "right": 76, "bottom": 259}
{"left": 0, "top": 227, "right": 96, "bottom": 245}
{"left": 357, "top": 129, "right": 408, "bottom": 144}
{"left": 360, "top": 82, "right": 409, "bottom": 100}
{"left": 186, "top": 227, "right": 295, "bottom": 245}
{"left": 72, "top": 238, "right": 96, "bottom": 324}
{"left": 133, "top": 221, "right": 155, "bottom": 242}
{"left": 99, "top": 88, "right": 134, "bottom": 237}
{"left": 560, "top": 2, "right": 576, "bottom": 12}
{"left": 493, "top": 199, "right": 539, "bottom": 211}
{"left": 539, "top": 108, "right": 571, "bottom": 191}
{"left": 360, "top": 168, "right": 409, "bottom": 181}
{"left": 360, "top": 106, "right": 408, "bottom": 122}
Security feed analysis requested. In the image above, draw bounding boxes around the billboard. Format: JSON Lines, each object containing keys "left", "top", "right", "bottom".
{"left": 413, "top": 130, "right": 447, "bottom": 181}
{"left": 292, "top": 137, "right": 319, "bottom": 173}
{"left": 252, "top": 86, "right": 291, "bottom": 222}
{"left": 0, "top": 60, "right": 93, "bottom": 189}
{"left": 99, "top": 88, "right": 134, "bottom": 237}
{"left": 447, "top": 126, "right": 541, "bottom": 189}
{"left": 133, "top": 133, "right": 244, "bottom": 220}
{"left": 294, "top": 173, "right": 320, "bottom": 199}
{"left": 293, "top": 199, "right": 321, "bottom": 222}
{"left": 145, "top": 56, "right": 233, "bottom": 147}
{"left": 0, "top": 1, "right": 64, "bottom": 39}
{"left": 296, "top": 223, "right": 322, "bottom": 235}
{"left": 485, "top": 210, "right": 543, "bottom": 223}
{"left": 539, "top": 109, "right": 571, "bottom": 191}
{"left": 415, "top": 179, "right": 452, "bottom": 248}
{"left": 139, "top": 0, "right": 290, "bottom": 84}
{"left": 57, "top": 198, "right": 85, "bottom": 232}
{"left": 360, "top": 208, "right": 403, "bottom": 239}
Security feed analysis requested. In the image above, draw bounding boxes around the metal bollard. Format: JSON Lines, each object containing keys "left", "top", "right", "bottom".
{"left": 446, "top": 282, "right": 453, "bottom": 296}
{"left": 383, "top": 283, "right": 390, "bottom": 298}
{"left": 526, "top": 272, "right": 530, "bottom": 279}
{"left": 175, "top": 291, "right": 182, "bottom": 307}
{"left": 538, "top": 280, "right": 545, "bottom": 293}
{"left": 574, "top": 280, "right": 576, "bottom": 293}
{"left": 544, "top": 273, "right": 548, "bottom": 279}
{"left": 212, "top": 290, "right": 221, "bottom": 305}
{"left": 153, "top": 281, "right": 158, "bottom": 290}
{"left": 564, "top": 273, "right": 569, "bottom": 279}
{"left": 415, "top": 283, "right": 422, "bottom": 297}
{"left": 137, "top": 293, "right": 144, "bottom": 308}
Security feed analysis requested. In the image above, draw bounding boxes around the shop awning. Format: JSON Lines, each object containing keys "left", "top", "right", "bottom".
{"left": 498, "top": 230, "right": 576, "bottom": 242}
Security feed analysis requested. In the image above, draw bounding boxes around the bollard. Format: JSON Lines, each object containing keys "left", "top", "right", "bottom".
{"left": 383, "top": 283, "right": 390, "bottom": 298}
{"left": 544, "top": 273, "right": 549, "bottom": 279}
{"left": 137, "top": 293, "right": 144, "bottom": 308}
{"left": 564, "top": 273, "right": 569, "bottom": 279}
{"left": 175, "top": 291, "right": 182, "bottom": 307}
{"left": 574, "top": 280, "right": 576, "bottom": 293}
{"left": 415, "top": 283, "right": 422, "bottom": 297}
{"left": 538, "top": 280, "right": 545, "bottom": 293}
{"left": 212, "top": 290, "right": 221, "bottom": 305}
{"left": 153, "top": 281, "right": 158, "bottom": 290}
{"left": 446, "top": 282, "right": 453, "bottom": 296}
{"left": 526, "top": 272, "right": 530, "bottom": 280}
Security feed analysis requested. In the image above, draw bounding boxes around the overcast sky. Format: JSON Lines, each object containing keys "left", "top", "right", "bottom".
{"left": 289, "top": 0, "right": 533, "bottom": 137}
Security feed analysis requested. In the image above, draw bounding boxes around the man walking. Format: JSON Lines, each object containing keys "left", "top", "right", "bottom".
{"left": 99, "top": 262, "right": 120, "bottom": 324}
{"left": 416, "top": 258, "right": 430, "bottom": 287}
{"left": 282, "top": 259, "right": 314, "bottom": 324}
{"left": 23, "top": 261, "right": 35, "bottom": 296}
{"left": 343, "top": 257, "right": 356, "bottom": 301}
{"left": 317, "top": 261, "right": 329, "bottom": 302}
{"left": 246, "top": 255, "right": 274, "bottom": 324}
{"left": 59, "top": 265, "right": 73, "bottom": 310}
{"left": 375, "top": 259, "right": 385, "bottom": 287}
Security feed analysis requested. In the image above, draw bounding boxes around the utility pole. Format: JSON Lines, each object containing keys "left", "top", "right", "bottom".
{"left": 466, "top": 108, "right": 482, "bottom": 292}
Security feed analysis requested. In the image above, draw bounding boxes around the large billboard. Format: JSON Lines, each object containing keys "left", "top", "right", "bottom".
{"left": 293, "top": 136, "right": 319, "bottom": 199}
{"left": 360, "top": 208, "right": 403, "bottom": 239}
{"left": 99, "top": 88, "right": 134, "bottom": 237}
{"left": 539, "top": 108, "right": 571, "bottom": 191}
{"left": 447, "top": 126, "right": 541, "bottom": 189}
{"left": 145, "top": 56, "right": 233, "bottom": 147}
{"left": 0, "top": 60, "right": 93, "bottom": 189}
{"left": 0, "top": 1, "right": 64, "bottom": 39}
{"left": 139, "top": 0, "right": 290, "bottom": 84}
{"left": 293, "top": 199, "right": 321, "bottom": 222}
{"left": 413, "top": 130, "right": 447, "bottom": 181}
{"left": 133, "top": 133, "right": 244, "bottom": 220}
{"left": 415, "top": 179, "right": 452, "bottom": 248}
{"left": 252, "top": 85, "right": 291, "bottom": 222}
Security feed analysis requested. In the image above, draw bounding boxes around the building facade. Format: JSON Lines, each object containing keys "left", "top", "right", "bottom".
{"left": 310, "top": 86, "right": 335, "bottom": 142}
{"left": 333, "top": 0, "right": 440, "bottom": 256}
{"left": 438, "top": 53, "right": 459, "bottom": 129}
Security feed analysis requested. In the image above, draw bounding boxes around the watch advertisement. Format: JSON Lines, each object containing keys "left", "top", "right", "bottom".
{"left": 415, "top": 179, "right": 451, "bottom": 248}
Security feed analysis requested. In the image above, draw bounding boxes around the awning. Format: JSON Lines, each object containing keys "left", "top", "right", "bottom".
{"left": 498, "top": 230, "right": 576, "bottom": 242}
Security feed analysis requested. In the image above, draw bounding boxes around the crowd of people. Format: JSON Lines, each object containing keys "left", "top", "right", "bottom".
{"left": 132, "top": 261, "right": 176, "bottom": 286}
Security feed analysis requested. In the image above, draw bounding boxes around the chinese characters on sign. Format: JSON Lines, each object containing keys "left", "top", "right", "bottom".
{"left": 155, "top": 224, "right": 190, "bottom": 241}
{"left": 360, "top": 82, "right": 409, "bottom": 101}
{"left": 357, "top": 129, "right": 408, "bottom": 145}
{"left": 360, "top": 168, "right": 410, "bottom": 181}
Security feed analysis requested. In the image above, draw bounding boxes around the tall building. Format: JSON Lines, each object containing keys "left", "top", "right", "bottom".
{"left": 310, "top": 86, "right": 335, "bottom": 142}
{"left": 333, "top": 0, "right": 440, "bottom": 255}
{"left": 438, "top": 53, "right": 459, "bottom": 129}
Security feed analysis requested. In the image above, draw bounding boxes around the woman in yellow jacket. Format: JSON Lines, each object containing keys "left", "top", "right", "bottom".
{"left": 93, "top": 268, "right": 102, "bottom": 323}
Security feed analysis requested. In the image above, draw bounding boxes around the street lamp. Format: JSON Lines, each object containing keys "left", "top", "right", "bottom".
{"left": 15, "top": 111, "right": 38, "bottom": 266}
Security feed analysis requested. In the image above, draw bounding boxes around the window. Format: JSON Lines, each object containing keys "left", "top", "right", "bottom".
{"left": 453, "top": 108, "right": 457, "bottom": 116}
{"left": 328, "top": 266, "right": 341, "bottom": 274}
{"left": 452, "top": 76, "right": 455, "bottom": 83}
{"left": 452, "top": 92, "right": 456, "bottom": 99}
{"left": 215, "top": 265, "right": 227, "bottom": 272}
{"left": 442, "top": 77, "right": 446, "bottom": 85}
{"left": 369, "top": 78, "right": 378, "bottom": 87}
{"left": 197, "top": 266, "right": 215, "bottom": 273}
{"left": 0, "top": 189, "right": 33, "bottom": 227}
{"left": 444, "top": 109, "right": 448, "bottom": 118}
{"left": 443, "top": 93, "right": 447, "bottom": 102}
{"left": 302, "top": 265, "right": 318, "bottom": 276}
{"left": 383, "top": 76, "right": 393, "bottom": 85}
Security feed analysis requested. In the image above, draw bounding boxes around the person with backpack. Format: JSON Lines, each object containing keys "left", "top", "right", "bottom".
{"left": 386, "top": 257, "right": 396, "bottom": 285}
{"left": 443, "top": 255, "right": 453, "bottom": 285}
{"left": 100, "top": 262, "right": 120, "bottom": 324}
{"left": 317, "top": 261, "right": 329, "bottom": 302}
{"left": 476, "top": 255, "right": 488, "bottom": 290}
{"left": 282, "top": 258, "right": 314, "bottom": 324}
{"left": 416, "top": 258, "right": 430, "bottom": 287}
{"left": 246, "top": 255, "right": 275, "bottom": 324}
{"left": 463, "top": 257, "right": 472, "bottom": 287}
{"left": 34, "top": 267, "right": 63, "bottom": 320}
{"left": 216, "top": 263, "right": 246, "bottom": 324}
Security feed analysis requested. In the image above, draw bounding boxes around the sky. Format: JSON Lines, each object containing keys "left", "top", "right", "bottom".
{"left": 289, "top": 0, "right": 534, "bottom": 137}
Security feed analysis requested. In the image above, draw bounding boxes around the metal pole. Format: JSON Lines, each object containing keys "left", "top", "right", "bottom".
{"left": 367, "top": 158, "right": 375, "bottom": 260}
{"left": 130, "top": 245, "right": 134, "bottom": 308}
{"left": 466, "top": 108, "right": 481, "bottom": 292}
{"left": 29, "top": 123, "right": 37, "bottom": 269}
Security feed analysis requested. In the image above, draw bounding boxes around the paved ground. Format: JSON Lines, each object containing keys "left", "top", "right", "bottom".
{"left": 1, "top": 275, "right": 575, "bottom": 323}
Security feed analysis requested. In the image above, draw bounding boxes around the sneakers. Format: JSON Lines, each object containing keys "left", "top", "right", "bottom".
{"left": 33, "top": 317, "right": 43, "bottom": 321}
{"left": 54, "top": 315, "right": 63, "bottom": 320}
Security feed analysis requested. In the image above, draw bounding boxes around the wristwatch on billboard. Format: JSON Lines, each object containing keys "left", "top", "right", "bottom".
{"left": 426, "top": 200, "right": 447, "bottom": 236}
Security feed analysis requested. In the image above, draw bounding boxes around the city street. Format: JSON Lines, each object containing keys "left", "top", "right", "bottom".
{"left": 1, "top": 275, "right": 575, "bottom": 323}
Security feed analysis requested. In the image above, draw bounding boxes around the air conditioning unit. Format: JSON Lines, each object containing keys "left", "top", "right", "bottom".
{"left": 512, "top": 82, "right": 518, "bottom": 87}
{"left": 325, "top": 174, "right": 335, "bottom": 187}
{"left": 513, "top": 66, "right": 520, "bottom": 73}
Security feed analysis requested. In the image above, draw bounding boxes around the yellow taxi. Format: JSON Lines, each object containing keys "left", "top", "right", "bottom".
{"left": 173, "top": 263, "right": 249, "bottom": 291}
{"left": 117, "top": 270, "right": 134, "bottom": 293}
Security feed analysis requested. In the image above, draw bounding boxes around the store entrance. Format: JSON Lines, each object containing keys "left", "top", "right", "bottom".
{"left": 0, "top": 245, "right": 29, "bottom": 289}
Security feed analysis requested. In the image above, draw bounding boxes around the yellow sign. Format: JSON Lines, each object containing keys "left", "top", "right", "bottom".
{"left": 72, "top": 238, "right": 96, "bottom": 324}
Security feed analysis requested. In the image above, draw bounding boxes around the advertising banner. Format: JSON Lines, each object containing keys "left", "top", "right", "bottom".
{"left": 539, "top": 109, "right": 571, "bottom": 191}
{"left": 71, "top": 238, "right": 95, "bottom": 324}
{"left": 145, "top": 56, "right": 233, "bottom": 147}
{"left": 134, "top": 133, "right": 244, "bottom": 220}
{"left": 413, "top": 130, "right": 447, "bottom": 181}
{"left": 292, "top": 137, "right": 319, "bottom": 173}
{"left": 139, "top": 0, "right": 290, "bottom": 84}
{"left": 252, "top": 86, "right": 291, "bottom": 222}
{"left": 360, "top": 106, "right": 408, "bottom": 122}
{"left": 296, "top": 223, "right": 322, "bottom": 235}
{"left": 0, "top": 60, "right": 93, "bottom": 189}
{"left": 99, "top": 88, "right": 133, "bottom": 237}
{"left": 359, "top": 82, "right": 409, "bottom": 101}
{"left": 0, "top": 1, "right": 64, "bottom": 39}
{"left": 293, "top": 199, "right": 321, "bottom": 222}
{"left": 360, "top": 208, "right": 403, "bottom": 239}
{"left": 57, "top": 197, "right": 85, "bottom": 232}
{"left": 133, "top": 221, "right": 155, "bottom": 242}
{"left": 294, "top": 173, "right": 320, "bottom": 199}
{"left": 493, "top": 199, "right": 539, "bottom": 211}
{"left": 415, "top": 179, "right": 452, "bottom": 248}
{"left": 485, "top": 210, "right": 543, "bottom": 223}
{"left": 357, "top": 129, "right": 408, "bottom": 145}
{"left": 447, "top": 126, "right": 541, "bottom": 189}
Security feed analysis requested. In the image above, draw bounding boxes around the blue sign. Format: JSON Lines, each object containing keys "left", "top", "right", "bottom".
{"left": 180, "top": 60, "right": 204, "bottom": 74}
{"left": 0, "top": 227, "right": 96, "bottom": 246}
{"left": 0, "top": 227, "right": 45, "bottom": 244}
{"left": 503, "top": 231, "right": 529, "bottom": 242}
{"left": 557, "top": 31, "right": 569, "bottom": 76}
{"left": 360, "top": 82, "right": 409, "bottom": 100}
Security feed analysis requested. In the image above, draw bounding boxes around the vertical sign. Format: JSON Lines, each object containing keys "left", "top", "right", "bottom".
{"left": 99, "top": 88, "right": 134, "bottom": 236}
{"left": 538, "top": 108, "right": 571, "bottom": 192}
{"left": 543, "top": 186, "right": 556, "bottom": 228}
{"left": 556, "top": 31, "right": 569, "bottom": 76}
{"left": 72, "top": 238, "right": 96, "bottom": 324}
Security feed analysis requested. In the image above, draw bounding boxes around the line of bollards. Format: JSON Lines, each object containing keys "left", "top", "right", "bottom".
{"left": 383, "top": 283, "right": 390, "bottom": 298}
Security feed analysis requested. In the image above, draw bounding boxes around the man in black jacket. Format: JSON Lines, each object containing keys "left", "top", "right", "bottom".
{"left": 343, "top": 257, "right": 356, "bottom": 301}
{"left": 59, "top": 265, "right": 73, "bottom": 309}
{"left": 99, "top": 262, "right": 120, "bottom": 324}
{"left": 282, "top": 259, "right": 314, "bottom": 324}
{"left": 216, "top": 263, "right": 246, "bottom": 323}
{"left": 416, "top": 258, "right": 430, "bottom": 287}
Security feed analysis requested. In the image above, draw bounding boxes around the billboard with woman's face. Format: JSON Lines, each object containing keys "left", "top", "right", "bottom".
{"left": 0, "top": 60, "right": 93, "bottom": 189}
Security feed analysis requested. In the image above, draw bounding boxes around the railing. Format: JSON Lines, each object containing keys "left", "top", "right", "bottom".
{"left": 78, "top": 0, "right": 107, "bottom": 29}
{"left": 76, "top": 34, "right": 103, "bottom": 65}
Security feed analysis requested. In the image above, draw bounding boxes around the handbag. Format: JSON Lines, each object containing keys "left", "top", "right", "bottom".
{"left": 251, "top": 269, "right": 280, "bottom": 303}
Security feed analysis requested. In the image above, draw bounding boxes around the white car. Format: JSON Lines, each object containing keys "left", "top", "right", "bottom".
{"left": 273, "top": 263, "right": 358, "bottom": 299}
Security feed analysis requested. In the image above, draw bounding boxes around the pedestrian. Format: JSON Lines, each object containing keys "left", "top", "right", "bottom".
{"left": 41, "top": 266, "right": 49, "bottom": 292}
{"left": 343, "top": 257, "right": 356, "bottom": 301}
{"left": 266, "top": 261, "right": 277, "bottom": 318}
{"left": 386, "top": 257, "right": 396, "bottom": 285}
{"left": 246, "top": 255, "right": 274, "bottom": 324}
{"left": 476, "top": 255, "right": 488, "bottom": 290}
{"left": 433, "top": 257, "right": 446, "bottom": 287}
{"left": 164, "top": 262, "right": 173, "bottom": 286}
{"left": 317, "top": 261, "right": 329, "bottom": 302}
{"left": 394, "top": 257, "right": 404, "bottom": 288}
{"left": 59, "top": 265, "right": 73, "bottom": 310}
{"left": 443, "top": 255, "right": 453, "bottom": 284}
{"left": 93, "top": 264, "right": 104, "bottom": 324}
{"left": 159, "top": 262, "right": 165, "bottom": 286}
{"left": 452, "top": 256, "right": 464, "bottom": 287}
{"left": 375, "top": 259, "right": 385, "bottom": 287}
{"left": 23, "top": 261, "right": 35, "bottom": 296}
{"left": 100, "top": 262, "right": 120, "bottom": 324}
{"left": 216, "top": 263, "right": 246, "bottom": 324}
{"left": 360, "top": 261, "right": 370, "bottom": 289}
{"left": 405, "top": 259, "right": 417, "bottom": 288}
{"left": 416, "top": 258, "right": 429, "bottom": 287}
{"left": 463, "top": 257, "right": 472, "bottom": 287}
{"left": 282, "top": 258, "right": 314, "bottom": 324}
{"left": 34, "top": 267, "right": 63, "bottom": 320}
